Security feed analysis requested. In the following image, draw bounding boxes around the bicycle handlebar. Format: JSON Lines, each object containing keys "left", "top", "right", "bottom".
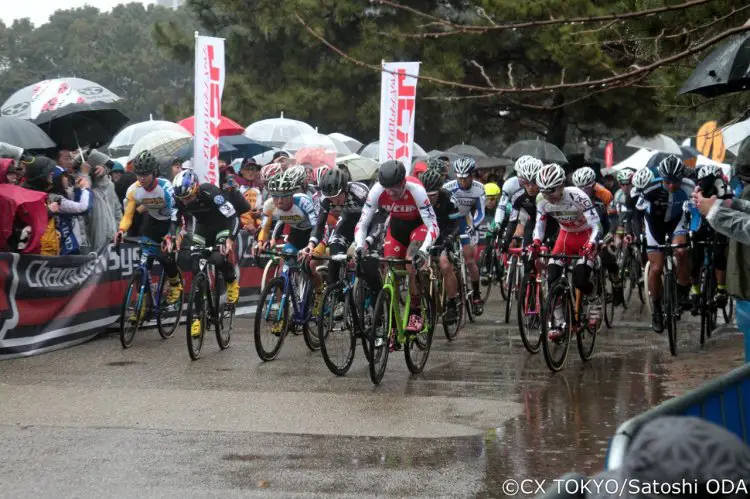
{"left": 646, "top": 243, "right": 689, "bottom": 250}
{"left": 537, "top": 253, "right": 584, "bottom": 260}
{"left": 311, "top": 254, "right": 350, "bottom": 262}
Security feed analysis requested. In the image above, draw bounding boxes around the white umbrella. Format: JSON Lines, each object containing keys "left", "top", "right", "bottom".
{"left": 626, "top": 134, "right": 681, "bottom": 155}
{"left": 611, "top": 148, "right": 657, "bottom": 171}
{"left": 109, "top": 120, "right": 189, "bottom": 156}
{"left": 723, "top": 118, "right": 750, "bottom": 155}
{"left": 128, "top": 129, "right": 192, "bottom": 161}
{"left": 252, "top": 148, "right": 282, "bottom": 165}
{"left": 359, "top": 141, "right": 427, "bottom": 161}
{"left": 244, "top": 113, "right": 316, "bottom": 147}
{"left": 328, "top": 133, "right": 363, "bottom": 154}
{"left": 282, "top": 132, "right": 350, "bottom": 155}
{"left": 337, "top": 154, "right": 379, "bottom": 181}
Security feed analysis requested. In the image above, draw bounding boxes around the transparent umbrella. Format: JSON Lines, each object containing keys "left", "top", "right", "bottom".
{"left": 128, "top": 129, "right": 192, "bottom": 161}
{"left": 336, "top": 154, "right": 379, "bottom": 181}
{"left": 328, "top": 133, "right": 363, "bottom": 154}
{"left": 626, "top": 134, "right": 681, "bottom": 155}
{"left": 109, "top": 120, "right": 189, "bottom": 157}
{"left": 359, "top": 140, "right": 427, "bottom": 161}
{"left": 244, "top": 113, "right": 316, "bottom": 147}
{"left": 282, "top": 132, "right": 350, "bottom": 155}
{"left": 723, "top": 118, "right": 750, "bottom": 155}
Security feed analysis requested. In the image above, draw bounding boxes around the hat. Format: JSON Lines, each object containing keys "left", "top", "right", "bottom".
{"left": 273, "top": 150, "right": 290, "bottom": 160}
{"left": 110, "top": 162, "right": 125, "bottom": 173}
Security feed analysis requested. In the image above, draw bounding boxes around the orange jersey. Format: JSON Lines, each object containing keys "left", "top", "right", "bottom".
{"left": 593, "top": 183, "right": 616, "bottom": 215}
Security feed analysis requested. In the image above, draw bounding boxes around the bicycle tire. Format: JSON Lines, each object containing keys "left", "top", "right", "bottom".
{"left": 261, "top": 258, "right": 279, "bottom": 293}
{"left": 664, "top": 272, "right": 678, "bottom": 356}
{"left": 368, "top": 289, "right": 392, "bottom": 385}
{"left": 644, "top": 261, "right": 653, "bottom": 316}
{"left": 517, "top": 273, "right": 542, "bottom": 354}
{"left": 578, "top": 276, "right": 598, "bottom": 361}
{"left": 633, "top": 255, "right": 645, "bottom": 304}
{"left": 353, "top": 278, "right": 372, "bottom": 361}
{"left": 156, "top": 267, "right": 184, "bottom": 340}
{"left": 319, "top": 283, "right": 356, "bottom": 376}
{"left": 254, "top": 276, "right": 289, "bottom": 361}
{"left": 302, "top": 276, "right": 321, "bottom": 352}
{"left": 620, "top": 250, "right": 632, "bottom": 308}
{"left": 443, "top": 267, "right": 462, "bottom": 341}
{"left": 504, "top": 256, "right": 518, "bottom": 324}
{"left": 462, "top": 259, "right": 475, "bottom": 324}
{"left": 542, "top": 280, "right": 573, "bottom": 372}
{"left": 480, "top": 246, "right": 494, "bottom": 303}
{"left": 186, "top": 272, "right": 208, "bottom": 360}
{"left": 214, "top": 273, "right": 232, "bottom": 350}
{"left": 603, "top": 270, "right": 615, "bottom": 329}
{"left": 119, "top": 273, "right": 144, "bottom": 349}
{"left": 498, "top": 256, "right": 509, "bottom": 301}
{"left": 405, "top": 291, "right": 434, "bottom": 374}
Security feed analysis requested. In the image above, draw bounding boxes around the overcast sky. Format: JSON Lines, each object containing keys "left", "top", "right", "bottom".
{"left": 1, "top": 0, "right": 155, "bottom": 27}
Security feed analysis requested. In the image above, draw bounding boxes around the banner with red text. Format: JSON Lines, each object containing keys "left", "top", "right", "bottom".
{"left": 193, "top": 35, "right": 226, "bottom": 186}
{"left": 379, "top": 61, "right": 420, "bottom": 175}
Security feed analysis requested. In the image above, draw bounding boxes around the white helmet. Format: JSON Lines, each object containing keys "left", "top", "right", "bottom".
{"left": 284, "top": 165, "right": 307, "bottom": 190}
{"left": 536, "top": 163, "right": 566, "bottom": 191}
{"left": 572, "top": 167, "right": 597, "bottom": 188}
{"left": 697, "top": 164, "right": 722, "bottom": 180}
{"left": 453, "top": 157, "right": 476, "bottom": 178}
{"left": 515, "top": 156, "right": 543, "bottom": 182}
{"left": 632, "top": 167, "right": 654, "bottom": 189}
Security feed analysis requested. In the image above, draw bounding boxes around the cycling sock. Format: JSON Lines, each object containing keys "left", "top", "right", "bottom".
{"left": 717, "top": 284, "right": 727, "bottom": 291}
{"left": 691, "top": 284, "right": 700, "bottom": 294}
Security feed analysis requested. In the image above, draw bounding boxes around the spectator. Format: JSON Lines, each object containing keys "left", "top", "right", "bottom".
{"left": 170, "top": 157, "right": 183, "bottom": 179}
{"left": 0, "top": 159, "right": 16, "bottom": 184}
{"left": 272, "top": 150, "right": 290, "bottom": 162}
{"left": 21, "top": 156, "right": 62, "bottom": 255}
{"left": 49, "top": 169, "right": 92, "bottom": 255}
{"left": 110, "top": 162, "right": 125, "bottom": 184}
{"left": 603, "top": 173, "right": 618, "bottom": 193}
{"left": 56, "top": 149, "right": 74, "bottom": 174}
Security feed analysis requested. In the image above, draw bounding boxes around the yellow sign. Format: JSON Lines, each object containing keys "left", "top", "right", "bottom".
{"left": 696, "top": 121, "right": 726, "bottom": 163}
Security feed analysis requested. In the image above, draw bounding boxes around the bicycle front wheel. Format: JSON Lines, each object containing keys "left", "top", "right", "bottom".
{"left": 186, "top": 272, "right": 209, "bottom": 360}
{"left": 254, "top": 276, "right": 289, "bottom": 361}
{"left": 443, "top": 267, "right": 462, "bottom": 341}
{"left": 517, "top": 273, "right": 542, "bottom": 354}
{"left": 319, "top": 283, "right": 356, "bottom": 376}
{"left": 368, "top": 290, "right": 392, "bottom": 385}
{"left": 504, "top": 256, "right": 518, "bottom": 324}
{"left": 603, "top": 271, "right": 615, "bottom": 329}
{"left": 156, "top": 268, "right": 184, "bottom": 340}
{"left": 405, "top": 290, "right": 435, "bottom": 374}
{"left": 120, "top": 273, "right": 145, "bottom": 349}
{"left": 542, "top": 280, "right": 573, "bottom": 372}
{"left": 213, "top": 273, "right": 232, "bottom": 350}
{"left": 664, "top": 272, "right": 678, "bottom": 356}
{"left": 479, "top": 247, "right": 494, "bottom": 303}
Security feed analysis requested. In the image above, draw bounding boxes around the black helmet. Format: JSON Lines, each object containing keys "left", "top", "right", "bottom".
{"left": 657, "top": 155, "right": 685, "bottom": 180}
{"left": 378, "top": 160, "right": 406, "bottom": 188}
{"left": 419, "top": 168, "right": 443, "bottom": 192}
{"left": 319, "top": 167, "right": 349, "bottom": 197}
{"left": 133, "top": 150, "right": 159, "bottom": 175}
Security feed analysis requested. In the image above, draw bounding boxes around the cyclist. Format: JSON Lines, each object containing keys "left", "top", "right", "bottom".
{"left": 115, "top": 150, "right": 182, "bottom": 306}
{"left": 532, "top": 163, "right": 602, "bottom": 338}
{"left": 427, "top": 155, "right": 451, "bottom": 183}
{"left": 168, "top": 170, "right": 241, "bottom": 337}
{"left": 496, "top": 156, "right": 544, "bottom": 247}
{"left": 688, "top": 164, "right": 733, "bottom": 312}
{"left": 614, "top": 168, "right": 642, "bottom": 245}
{"left": 354, "top": 160, "right": 439, "bottom": 333}
{"left": 632, "top": 156, "right": 694, "bottom": 333}
{"left": 443, "top": 157, "right": 487, "bottom": 314}
{"left": 480, "top": 182, "right": 501, "bottom": 242}
{"left": 419, "top": 168, "right": 461, "bottom": 324}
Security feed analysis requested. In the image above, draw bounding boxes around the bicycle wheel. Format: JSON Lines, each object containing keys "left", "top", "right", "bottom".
{"left": 302, "top": 276, "right": 321, "bottom": 351}
{"left": 261, "top": 258, "right": 280, "bottom": 293}
{"left": 479, "top": 247, "right": 494, "bottom": 303}
{"left": 462, "top": 260, "right": 475, "bottom": 324}
{"left": 156, "top": 268, "right": 184, "bottom": 340}
{"left": 542, "top": 280, "right": 572, "bottom": 372}
{"left": 405, "top": 288, "right": 435, "bottom": 374}
{"left": 443, "top": 267, "right": 463, "bottom": 341}
{"left": 186, "top": 271, "right": 209, "bottom": 360}
{"left": 644, "top": 261, "right": 653, "bottom": 316}
{"left": 620, "top": 250, "right": 633, "bottom": 307}
{"left": 603, "top": 271, "right": 615, "bottom": 329}
{"left": 368, "top": 289, "right": 392, "bottom": 385}
{"left": 517, "top": 273, "right": 543, "bottom": 354}
{"left": 498, "top": 256, "right": 509, "bottom": 301}
{"left": 504, "top": 255, "right": 518, "bottom": 324}
{"left": 353, "top": 278, "right": 372, "bottom": 361}
{"left": 664, "top": 272, "right": 678, "bottom": 356}
{"left": 319, "top": 283, "right": 356, "bottom": 376}
{"left": 578, "top": 284, "right": 598, "bottom": 362}
{"left": 119, "top": 273, "right": 145, "bottom": 349}
{"left": 254, "top": 276, "right": 289, "bottom": 361}
{"left": 632, "top": 254, "right": 645, "bottom": 304}
{"left": 213, "top": 273, "right": 232, "bottom": 350}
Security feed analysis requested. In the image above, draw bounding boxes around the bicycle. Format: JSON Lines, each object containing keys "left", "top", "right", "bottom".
{"left": 183, "top": 245, "right": 235, "bottom": 360}
{"left": 646, "top": 236, "right": 689, "bottom": 356}
{"left": 479, "top": 230, "right": 503, "bottom": 303}
{"left": 117, "top": 237, "right": 184, "bottom": 349}
{"left": 260, "top": 243, "right": 286, "bottom": 292}
{"left": 367, "top": 257, "right": 435, "bottom": 385}
{"left": 692, "top": 237, "right": 733, "bottom": 346}
{"left": 540, "top": 252, "right": 604, "bottom": 372}
{"left": 315, "top": 253, "right": 373, "bottom": 376}
{"left": 513, "top": 244, "right": 548, "bottom": 354}
{"left": 428, "top": 241, "right": 466, "bottom": 341}
{"left": 503, "top": 236, "right": 524, "bottom": 324}
{"left": 452, "top": 237, "right": 478, "bottom": 323}
{"left": 617, "top": 235, "right": 645, "bottom": 307}
{"left": 254, "top": 249, "right": 320, "bottom": 361}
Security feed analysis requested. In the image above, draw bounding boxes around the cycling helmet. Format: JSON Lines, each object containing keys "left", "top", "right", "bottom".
{"left": 514, "top": 156, "right": 543, "bottom": 182}
{"left": 484, "top": 182, "right": 501, "bottom": 197}
{"left": 572, "top": 167, "right": 597, "bottom": 188}
{"left": 427, "top": 156, "right": 445, "bottom": 172}
{"left": 319, "top": 167, "right": 349, "bottom": 197}
{"left": 536, "top": 163, "right": 566, "bottom": 191}
{"left": 419, "top": 168, "right": 444, "bottom": 192}
{"left": 260, "top": 163, "right": 284, "bottom": 182}
{"left": 658, "top": 155, "right": 685, "bottom": 180}
{"left": 311, "top": 165, "right": 331, "bottom": 187}
{"left": 268, "top": 169, "right": 299, "bottom": 195}
{"left": 172, "top": 169, "right": 199, "bottom": 198}
{"left": 632, "top": 167, "right": 654, "bottom": 189}
{"left": 132, "top": 150, "right": 159, "bottom": 175}
{"left": 617, "top": 168, "right": 635, "bottom": 185}
{"left": 697, "top": 164, "right": 722, "bottom": 180}
{"left": 453, "top": 157, "right": 476, "bottom": 178}
{"left": 378, "top": 160, "right": 406, "bottom": 187}
{"left": 284, "top": 164, "right": 307, "bottom": 190}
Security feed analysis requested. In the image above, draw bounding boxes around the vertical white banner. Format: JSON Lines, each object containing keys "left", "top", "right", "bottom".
{"left": 378, "top": 61, "right": 420, "bottom": 175}
{"left": 193, "top": 35, "right": 225, "bottom": 186}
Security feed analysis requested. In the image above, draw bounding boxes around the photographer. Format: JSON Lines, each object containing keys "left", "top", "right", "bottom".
{"left": 73, "top": 149, "right": 123, "bottom": 252}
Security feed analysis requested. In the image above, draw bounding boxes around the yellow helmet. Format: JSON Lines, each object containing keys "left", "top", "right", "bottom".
{"left": 484, "top": 182, "right": 501, "bottom": 198}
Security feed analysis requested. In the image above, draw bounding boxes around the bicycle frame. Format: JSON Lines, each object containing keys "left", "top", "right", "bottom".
{"left": 124, "top": 238, "right": 167, "bottom": 320}
{"left": 382, "top": 263, "right": 412, "bottom": 346}
{"left": 263, "top": 252, "right": 312, "bottom": 326}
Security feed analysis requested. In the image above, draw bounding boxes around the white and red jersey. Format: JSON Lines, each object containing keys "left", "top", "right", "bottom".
{"left": 355, "top": 177, "right": 439, "bottom": 253}
{"left": 533, "top": 186, "right": 601, "bottom": 243}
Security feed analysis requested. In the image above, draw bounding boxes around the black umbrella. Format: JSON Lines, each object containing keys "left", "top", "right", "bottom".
{"left": 175, "top": 138, "right": 239, "bottom": 162}
{"left": 445, "top": 143, "right": 488, "bottom": 158}
{"left": 503, "top": 140, "right": 567, "bottom": 163}
{"left": 0, "top": 116, "right": 56, "bottom": 150}
{"left": 221, "top": 135, "right": 272, "bottom": 159}
{"left": 36, "top": 105, "right": 129, "bottom": 150}
{"left": 679, "top": 33, "right": 750, "bottom": 97}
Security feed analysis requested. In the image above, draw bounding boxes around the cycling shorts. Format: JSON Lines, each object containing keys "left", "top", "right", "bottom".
{"left": 550, "top": 228, "right": 594, "bottom": 268}
{"left": 282, "top": 227, "right": 312, "bottom": 254}
{"left": 384, "top": 222, "right": 425, "bottom": 258}
{"left": 644, "top": 214, "right": 688, "bottom": 252}
{"left": 458, "top": 215, "right": 479, "bottom": 247}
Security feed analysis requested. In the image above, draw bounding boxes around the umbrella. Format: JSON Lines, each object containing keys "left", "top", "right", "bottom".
{"left": 128, "top": 129, "right": 192, "bottom": 161}
{"left": 109, "top": 120, "right": 189, "bottom": 157}
{"left": 244, "top": 113, "right": 316, "bottom": 147}
{"left": 252, "top": 148, "right": 282, "bottom": 165}
{"left": 503, "top": 140, "right": 567, "bottom": 163}
{"left": 679, "top": 33, "right": 750, "bottom": 97}
{"left": 0, "top": 117, "right": 55, "bottom": 150}
{"left": 0, "top": 78, "right": 127, "bottom": 148}
{"left": 328, "top": 133, "right": 363, "bottom": 154}
{"left": 178, "top": 115, "right": 244, "bottom": 137}
{"left": 611, "top": 148, "right": 657, "bottom": 171}
{"left": 359, "top": 141, "right": 427, "bottom": 161}
{"left": 445, "top": 144, "right": 488, "bottom": 158}
{"left": 282, "top": 133, "right": 349, "bottom": 155}
{"left": 723, "top": 117, "right": 750, "bottom": 155}
{"left": 220, "top": 135, "right": 272, "bottom": 159}
{"left": 174, "top": 137, "right": 240, "bottom": 162}
{"left": 626, "top": 134, "right": 682, "bottom": 155}
{"left": 295, "top": 147, "right": 336, "bottom": 169}
{"left": 336, "top": 154, "right": 379, "bottom": 181}
{"left": 476, "top": 157, "right": 513, "bottom": 169}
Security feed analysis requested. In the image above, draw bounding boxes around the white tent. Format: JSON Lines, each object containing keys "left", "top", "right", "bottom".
{"left": 611, "top": 148, "right": 656, "bottom": 171}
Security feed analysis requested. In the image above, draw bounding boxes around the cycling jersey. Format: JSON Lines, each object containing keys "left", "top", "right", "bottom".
{"left": 634, "top": 177, "right": 694, "bottom": 223}
{"left": 355, "top": 177, "right": 439, "bottom": 254}
{"left": 258, "top": 193, "right": 318, "bottom": 242}
{"left": 534, "top": 187, "right": 601, "bottom": 243}
{"left": 689, "top": 175, "right": 733, "bottom": 231}
{"left": 590, "top": 183, "right": 616, "bottom": 215}
{"left": 495, "top": 176, "right": 523, "bottom": 226}
{"left": 443, "top": 179, "right": 486, "bottom": 227}
{"left": 311, "top": 181, "right": 369, "bottom": 246}
{"left": 432, "top": 189, "right": 460, "bottom": 246}
{"left": 120, "top": 177, "right": 177, "bottom": 232}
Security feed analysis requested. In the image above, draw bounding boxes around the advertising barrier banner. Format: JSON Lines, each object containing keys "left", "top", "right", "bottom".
{"left": 193, "top": 35, "right": 226, "bottom": 186}
{"left": 378, "top": 61, "right": 420, "bottom": 174}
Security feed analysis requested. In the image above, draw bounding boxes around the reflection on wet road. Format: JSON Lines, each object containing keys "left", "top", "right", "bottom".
{"left": 0, "top": 296, "right": 741, "bottom": 497}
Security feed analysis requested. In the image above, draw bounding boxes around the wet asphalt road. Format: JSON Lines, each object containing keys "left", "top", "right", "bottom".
{"left": 0, "top": 293, "right": 740, "bottom": 498}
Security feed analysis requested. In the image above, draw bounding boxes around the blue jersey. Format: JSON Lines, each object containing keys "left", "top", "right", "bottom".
{"left": 634, "top": 177, "right": 694, "bottom": 224}
{"left": 259, "top": 193, "right": 318, "bottom": 242}
{"left": 443, "top": 179, "right": 486, "bottom": 226}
